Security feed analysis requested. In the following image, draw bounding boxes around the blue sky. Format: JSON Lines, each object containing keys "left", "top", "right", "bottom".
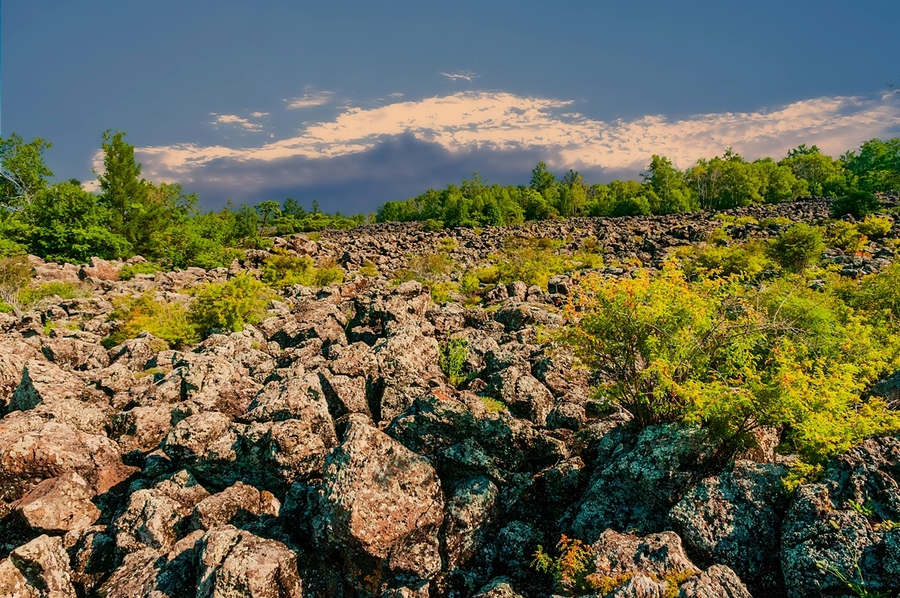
{"left": 3, "top": 0, "right": 899, "bottom": 213}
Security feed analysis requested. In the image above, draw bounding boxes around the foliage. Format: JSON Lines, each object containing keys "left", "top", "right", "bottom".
{"left": 439, "top": 338, "right": 468, "bottom": 386}
{"left": 357, "top": 260, "right": 379, "bottom": 277}
{"left": 119, "top": 261, "right": 163, "bottom": 280}
{"left": 563, "top": 267, "right": 900, "bottom": 476}
{"left": 766, "top": 223, "right": 825, "bottom": 272}
{"left": 0, "top": 133, "right": 54, "bottom": 209}
{"left": 816, "top": 522, "right": 891, "bottom": 598}
{"left": 260, "top": 250, "right": 344, "bottom": 289}
{"left": 826, "top": 221, "right": 869, "bottom": 253}
{"left": 531, "top": 536, "right": 595, "bottom": 595}
{"left": 0, "top": 256, "right": 32, "bottom": 313}
{"left": 832, "top": 190, "right": 880, "bottom": 219}
{"left": 106, "top": 294, "right": 199, "bottom": 348}
{"left": 430, "top": 281, "right": 457, "bottom": 304}
{"left": 855, "top": 216, "right": 893, "bottom": 240}
{"left": 480, "top": 397, "right": 506, "bottom": 413}
{"left": 19, "top": 282, "right": 87, "bottom": 306}
{"left": 679, "top": 241, "right": 769, "bottom": 280}
{"left": 188, "top": 273, "right": 274, "bottom": 336}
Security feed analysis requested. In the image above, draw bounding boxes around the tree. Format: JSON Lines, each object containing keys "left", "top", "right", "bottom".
{"left": 779, "top": 145, "right": 846, "bottom": 196}
{"left": 0, "top": 133, "right": 54, "bottom": 210}
{"left": 97, "top": 130, "right": 148, "bottom": 234}
{"left": 530, "top": 161, "right": 557, "bottom": 194}
{"left": 641, "top": 155, "right": 694, "bottom": 214}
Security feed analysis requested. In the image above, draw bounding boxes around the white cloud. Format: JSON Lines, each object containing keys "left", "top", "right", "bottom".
{"left": 388, "top": 92, "right": 404, "bottom": 98}
{"left": 285, "top": 91, "right": 334, "bottom": 109}
{"left": 440, "top": 72, "right": 477, "bottom": 82}
{"left": 138, "top": 90, "right": 900, "bottom": 185}
{"left": 209, "top": 113, "right": 264, "bottom": 131}
{"left": 250, "top": 111, "right": 269, "bottom": 118}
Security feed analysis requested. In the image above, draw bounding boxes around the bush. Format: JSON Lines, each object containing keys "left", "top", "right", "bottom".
{"left": 856, "top": 215, "right": 893, "bottom": 240}
{"left": 260, "top": 250, "right": 344, "bottom": 289}
{"left": 408, "top": 251, "right": 454, "bottom": 281}
{"left": 422, "top": 218, "right": 444, "bottom": 232}
{"left": 18, "top": 282, "right": 87, "bottom": 306}
{"left": 832, "top": 190, "right": 880, "bottom": 219}
{"left": 430, "top": 281, "right": 457, "bottom": 304}
{"left": 106, "top": 294, "right": 198, "bottom": 348}
{"left": 439, "top": 338, "right": 468, "bottom": 386}
{"left": 188, "top": 273, "right": 274, "bottom": 336}
{"left": 119, "top": 261, "right": 163, "bottom": 280}
{"left": 0, "top": 256, "right": 32, "bottom": 312}
{"left": 563, "top": 268, "right": 900, "bottom": 477}
{"left": 826, "top": 221, "right": 868, "bottom": 252}
{"left": 679, "top": 242, "right": 768, "bottom": 280}
{"left": 766, "top": 223, "right": 825, "bottom": 272}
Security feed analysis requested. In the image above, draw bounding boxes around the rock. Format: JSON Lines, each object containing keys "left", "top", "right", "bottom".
{"left": 442, "top": 476, "right": 498, "bottom": 571}
{"left": 677, "top": 565, "right": 752, "bottom": 597}
{"left": 109, "top": 405, "right": 174, "bottom": 455}
{"left": 374, "top": 325, "right": 442, "bottom": 424}
{"left": 196, "top": 526, "right": 303, "bottom": 598}
{"left": 571, "top": 424, "right": 715, "bottom": 539}
{"left": 79, "top": 257, "right": 120, "bottom": 281}
{"left": 0, "top": 417, "right": 135, "bottom": 501}
{"left": 669, "top": 461, "right": 789, "bottom": 595}
{"left": 113, "top": 488, "right": 189, "bottom": 554}
{"left": 473, "top": 578, "right": 525, "bottom": 598}
{"left": 0, "top": 340, "right": 40, "bottom": 411}
{"left": 12, "top": 472, "right": 100, "bottom": 533}
{"left": 319, "top": 418, "right": 444, "bottom": 588}
{"left": 483, "top": 367, "right": 553, "bottom": 426}
{"left": 591, "top": 529, "right": 701, "bottom": 580}
{"left": 8, "top": 535, "right": 77, "bottom": 597}
{"left": 191, "top": 482, "right": 279, "bottom": 531}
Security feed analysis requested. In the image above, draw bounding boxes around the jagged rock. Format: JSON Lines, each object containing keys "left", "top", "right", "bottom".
{"left": 483, "top": 366, "right": 553, "bottom": 426}
{"left": 109, "top": 405, "right": 173, "bottom": 455}
{"left": 12, "top": 472, "right": 100, "bottom": 533}
{"left": 196, "top": 526, "right": 303, "bottom": 598}
{"left": 0, "top": 417, "right": 135, "bottom": 501}
{"left": 374, "top": 325, "right": 442, "bottom": 424}
{"left": 781, "top": 435, "right": 900, "bottom": 598}
{"left": 191, "top": 481, "right": 279, "bottom": 531}
{"left": 79, "top": 257, "right": 120, "bottom": 281}
{"left": 472, "top": 578, "right": 525, "bottom": 598}
{"left": 319, "top": 417, "right": 444, "bottom": 587}
{"left": 571, "top": 424, "right": 715, "bottom": 540}
{"left": 40, "top": 336, "right": 109, "bottom": 371}
{"left": 442, "top": 476, "right": 498, "bottom": 571}
{"left": 0, "top": 339, "right": 40, "bottom": 411}
{"left": 113, "top": 488, "right": 190, "bottom": 554}
{"left": 677, "top": 565, "right": 753, "bottom": 598}
{"left": 66, "top": 526, "right": 116, "bottom": 594}
{"left": 669, "top": 461, "right": 789, "bottom": 595}
{"left": 6, "top": 535, "right": 77, "bottom": 598}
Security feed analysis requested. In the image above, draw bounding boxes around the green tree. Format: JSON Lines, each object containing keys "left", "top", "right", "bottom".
{"left": 0, "top": 133, "right": 54, "bottom": 210}
{"left": 97, "top": 130, "right": 148, "bottom": 236}
{"left": 530, "top": 161, "right": 557, "bottom": 194}
{"left": 641, "top": 155, "right": 695, "bottom": 214}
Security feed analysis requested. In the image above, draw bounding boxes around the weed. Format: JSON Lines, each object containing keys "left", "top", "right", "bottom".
{"left": 439, "top": 338, "right": 468, "bottom": 386}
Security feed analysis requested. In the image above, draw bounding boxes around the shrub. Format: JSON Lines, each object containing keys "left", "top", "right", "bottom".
{"left": 459, "top": 270, "right": 480, "bottom": 297}
{"left": 430, "top": 281, "right": 457, "bottom": 304}
{"left": 261, "top": 250, "right": 344, "bottom": 289}
{"left": 827, "top": 221, "right": 868, "bottom": 252}
{"left": 0, "top": 256, "right": 32, "bottom": 312}
{"left": 563, "top": 268, "right": 900, "bottom": 476}
{"left": 532, "top": 536, "right": 594, "bottom": 595}
{"left": 188, "top": 273, "right": 274, "bottom": 336}
{"left": 480, "top": 397, "right": 506, "bottom": 413}
{"left": 439, "top": 338, "right": 468, "bottom": 386}
{"left": 438, "top": 236, "right": 457, "bottom": 251}
{"left": 119, "top": 261, "right": 163, "bottom": 280}
{"left": 679, "top": 242, "right": 768, "bottom": 280}
{"left": 856, "top": 215, "right": 892, "bottom": 240}
{"left": 408, "top": 251, "right": 453, "bottom": 281}
{"left": 358, "top": 260, "right": 379, "bottom": 277}
{"left": 106, "top": 294, "right": 198, "bottom": 348}
{"left": 766, "top": 223, "right": 825, "bottom": 272}
{"left": 422, "top": 218, "right": 444, "bottom": 232}
{"left": 832, "top": 190, "right": 880, "bottom": 219}
{"left": 19, "top": 282, "right": 87, "bottom": 306}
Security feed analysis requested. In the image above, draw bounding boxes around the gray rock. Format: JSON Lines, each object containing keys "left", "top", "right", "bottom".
{"left": 13, "top": 472, "right": 100, "bottom": 533}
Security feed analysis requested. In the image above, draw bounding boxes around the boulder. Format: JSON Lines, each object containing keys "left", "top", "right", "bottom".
{"left": 5, "top": 535, "right": 77, "bottom": 598}
{"left": 191, "top": 482, "right": 279, "bottom": 531}
{"left": 12, "top": 472, "right": 100, "bottom": 533}
{"left": 196, "top": 526, "right": 303, "bottom": 598}
{"left": 319, "top": 418, "right": 444, "bottom": 587}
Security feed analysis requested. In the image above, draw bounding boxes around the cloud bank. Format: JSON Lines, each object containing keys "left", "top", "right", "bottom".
{"left": 130, "top": 90, "right": 900, "bottom": 211}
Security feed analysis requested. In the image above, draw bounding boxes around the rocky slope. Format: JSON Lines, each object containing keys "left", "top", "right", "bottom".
{"left": 0, "top": 198, "right": 898, "bottom": 598}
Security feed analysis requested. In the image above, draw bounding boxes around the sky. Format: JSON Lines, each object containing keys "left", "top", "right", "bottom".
{"left": 2, "top": 0, "right": 899, "bottom": 213}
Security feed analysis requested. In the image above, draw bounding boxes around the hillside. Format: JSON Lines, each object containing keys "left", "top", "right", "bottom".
{"left": 0, "top": 197, "right": 898, "bottom": 598}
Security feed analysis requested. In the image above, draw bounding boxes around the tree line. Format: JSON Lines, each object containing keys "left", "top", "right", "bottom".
{"left": 376, "top": 139, "right": 900, "bottom": 228}
{"left": 0, "top": 130, "right": 898, "bottom": 267}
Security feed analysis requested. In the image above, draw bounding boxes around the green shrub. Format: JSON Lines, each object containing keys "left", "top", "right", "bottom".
{"left": 188, "top": 273, "right": 275, "bottom": 336}
{"left": 531, "top": 535, "right": 595, "bottom": 595}
{"left": 438, "top": 236, "right": 457, "bottom": 252}
{"left": 826, "top": 221, "right": 868, "bottom": 252}
{"left": 832, "top": 190, "right": 880, "bottom": 219}
{"left": 679, "top": 242, "right": 768, "bottom": 280}
{"left": 563, "top": 268, "right": 900, "bottom": 477}
{"left": 261, "top": 250, "right": 344, "bottom": 289}
{"left": 856, "top": 215, "right": 892, "bottom": 240}
{"left": 480, "top": 397, "right": 506, "bottom": 413}
{"left": 19, "top": 282, "right": 87, "bottom": 306}
{"left": 439, "top": 338, "right": 468, "bottom": 386}
{"left": 358, "top": 260, "right": 379, "bottom": 277}
{"left": 119, "top": 261, "right": 163, "bottom": 280}
{"left": 106, "top": 294, "right": 198, "bottom": 348}
{"left": 422, "top": 218, "right": 444, "bottom": 232}
{"left": 460, "top": 270, "right": 480, "bottom": 296}
{"left": 0, "top": 256, "right": 32, "bottom": 312}
{"left": 430, "top": 281, "right": 457, "bottom": 304}
{"left": 475, "top": 265, "right": 500, "bottom": 285}
{"left": 766, "top": 223, "right": 825, "bottom": 272}
{"left": 408, "top": 251, "right": 454, "bottom": 280}
{"left": 760, "top": 216, "right": 794, "bottom": 227}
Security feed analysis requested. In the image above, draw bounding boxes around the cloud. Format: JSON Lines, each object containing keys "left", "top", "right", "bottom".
{"left": 285, "top": 91, "right": 334, "bottom": 109}
{"left": 134, "top": 90, "right": 900, "bottom": 210}
{"left": 250, "top": 111, "right": 269, "bottom": 118}
{"left": 440, "top": 72, "right": 477, "bottom": 82}
{"left": 388, "top": 92, "right": 404, "bottom": 98}
{"left": 209, "top": 113, "right": 264, "bottom": 131}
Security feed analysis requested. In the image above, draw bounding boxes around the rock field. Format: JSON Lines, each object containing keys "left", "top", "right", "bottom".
{"left": 0, "top": 198, "right": 898, "bottom": 597}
